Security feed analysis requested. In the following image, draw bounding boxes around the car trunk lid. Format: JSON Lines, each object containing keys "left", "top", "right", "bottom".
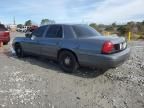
{"left": 80, "top": 35, "right": 127, "bottom": 54}
{"left": 96, "top": 36, "right": 127, "bottom": 54}
{"left": 85, "top": 35, "right": 125, "bottom": 44}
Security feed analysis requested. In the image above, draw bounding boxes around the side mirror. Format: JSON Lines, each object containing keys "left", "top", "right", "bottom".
{"left": 25, "top": 32, "right": 32, "bottom": 38}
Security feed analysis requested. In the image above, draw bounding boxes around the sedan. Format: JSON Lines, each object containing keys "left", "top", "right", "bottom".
{"left": 12, "top": 24, "right": 130, "bottom": 72}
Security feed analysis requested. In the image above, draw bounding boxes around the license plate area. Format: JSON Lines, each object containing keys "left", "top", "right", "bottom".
{"left": 114, "top": 42, "right": 127, "bottom": 51}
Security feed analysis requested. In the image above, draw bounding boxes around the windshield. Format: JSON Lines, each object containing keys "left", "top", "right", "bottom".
{"left": 72, "top": 25, "right": 101, "bottom": 38}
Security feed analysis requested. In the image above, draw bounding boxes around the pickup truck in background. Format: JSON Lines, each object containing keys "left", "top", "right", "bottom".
{"left": 0, "top": 24, "right": 10, "bottom": 44}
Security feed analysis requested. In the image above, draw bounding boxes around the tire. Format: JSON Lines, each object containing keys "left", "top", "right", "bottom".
{"left": 58, "top": 51, "right": 79, "bottom": 73}
{"left": 15, "top": 44, "right": 24, "bottom": 58}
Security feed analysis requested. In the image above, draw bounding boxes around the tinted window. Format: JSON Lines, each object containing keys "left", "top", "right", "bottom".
{"left": 72, "top": 25, "right": 101, "bottom": 38}
{"left": 45, "top": 25, "right": 62, "bottom": 38}
{"left": 0, "top": 24, "right": 7, "bottom": 31}
{"left": 32, "top": 26, "right": 47, "bottom": 37}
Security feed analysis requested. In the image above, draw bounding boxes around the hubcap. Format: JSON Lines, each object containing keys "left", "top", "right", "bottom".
{"left": 17, "top": 48, "right": 21, "bottom": 53}
{"left": 64, "top": 57, "right": 71, "bottom": 65}
{"left": 17, "top": 49, "right": 20, "bottom": 53}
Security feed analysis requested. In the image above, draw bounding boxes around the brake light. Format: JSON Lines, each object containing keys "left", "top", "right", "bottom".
{"left": 4, "top": 31, "right": 10, "bottom": 37}
{"left": 102, "top": 41, "right": 114, "bottom": 54}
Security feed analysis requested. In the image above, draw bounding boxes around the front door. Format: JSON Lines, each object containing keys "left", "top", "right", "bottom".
{"left": 22, "top": 26, "right": 47, "bottom": 55}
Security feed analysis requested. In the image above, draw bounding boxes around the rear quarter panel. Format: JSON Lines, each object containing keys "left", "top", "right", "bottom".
{"left": 59, "top": 39, "right": 79, "bottom": 52}
{"left": 73, "top": 39, "right": 104, "bottom": 64}
{"left": 76, "top": 39, "right": 103, "bottom": 54}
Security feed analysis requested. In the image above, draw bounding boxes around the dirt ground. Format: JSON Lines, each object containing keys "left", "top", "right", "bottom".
{"left": 0, "top": 32, "right": 143, "bottom": 108}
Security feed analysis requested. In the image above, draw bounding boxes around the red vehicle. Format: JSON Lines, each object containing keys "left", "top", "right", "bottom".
{"left": 28, "top": 25, "right": 38, "bottom": 32}
{"left": 25, "top": 25, "right": 38, "bottom": 37}
{"left": 0, "top": 24, "right": 10, "bottom": 44}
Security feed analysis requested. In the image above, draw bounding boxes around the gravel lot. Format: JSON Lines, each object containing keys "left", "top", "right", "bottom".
{"left": 0, "top": 32, "right": 143, "bottom": 108}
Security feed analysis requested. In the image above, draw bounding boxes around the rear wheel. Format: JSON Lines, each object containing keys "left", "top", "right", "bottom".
{"left": 15, "top": 44, "right": 24, "bottom": 58}
{"left": 58, "top": 51, "right": 79, "bottom": 73}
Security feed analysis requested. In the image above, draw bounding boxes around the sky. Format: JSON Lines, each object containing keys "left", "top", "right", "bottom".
{"left": 0, "top": 0, "right": 144, "bottom": 25}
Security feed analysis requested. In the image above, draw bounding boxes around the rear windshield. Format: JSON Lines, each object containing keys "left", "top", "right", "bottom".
{"left": 72, "top": 25, "right": 101, "bottom": 38}
{"left": 0, "top": 24, "right": 7, "bottom": 31}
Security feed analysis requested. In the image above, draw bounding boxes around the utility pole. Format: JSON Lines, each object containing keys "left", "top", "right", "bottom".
{"left": 13, "top": 16, "right": 16, "bottom": 25}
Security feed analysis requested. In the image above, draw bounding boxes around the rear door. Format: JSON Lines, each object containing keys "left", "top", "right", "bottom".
{"left": 22, "top": 26, "right": 47, "bottom": 55}
{"left": 39, "top": 25, "right": 63, "bottom": 58}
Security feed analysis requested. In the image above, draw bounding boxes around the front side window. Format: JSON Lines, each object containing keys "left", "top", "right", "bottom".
{"left": 32, "top": 26, "right": 47, "bottom": 37}
{"left": 45, "top": 25, "right": 62, "bottom": 38}
{"left": 72, "top": 25, "right": 101, "bottom": 38}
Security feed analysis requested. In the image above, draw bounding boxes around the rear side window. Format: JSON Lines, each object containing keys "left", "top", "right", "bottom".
{"left": 72, "top": 25, "right": 101, "bottom": 38}
{"left": 0, "top": 24, "right": 7, "bottom": 31}
{"left": 32, "top": 26, "right": 47, "bottom": 37}
{"left": 45, "top": 25, "right": 62, "bottom": 38}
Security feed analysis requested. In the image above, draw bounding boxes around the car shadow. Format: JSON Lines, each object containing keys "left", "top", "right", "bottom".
{"left": 5, "top": 51, "right": 107, "bottom": 78}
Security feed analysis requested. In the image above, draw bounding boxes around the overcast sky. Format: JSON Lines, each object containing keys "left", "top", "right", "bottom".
{"left": 0, "top": 0, "right": 144, "bottom": 24}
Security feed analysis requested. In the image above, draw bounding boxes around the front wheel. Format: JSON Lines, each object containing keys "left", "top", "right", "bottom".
{"left": 15, "top": 44, "right": 24, "bottom": 58}
{"left": 58, "top": 51, "right": 79, "bottom": 73}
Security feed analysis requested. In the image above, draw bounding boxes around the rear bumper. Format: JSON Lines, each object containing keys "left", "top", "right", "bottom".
{"left": 79, "top": 48, "right": 130, "bottom": 68}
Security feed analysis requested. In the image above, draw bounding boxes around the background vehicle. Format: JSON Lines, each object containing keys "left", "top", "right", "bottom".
{"left": 0, "top": 24, "right": 10, "bottom": 44}
{"left": 25, "top": 26, "right": 38, "bottom": 37}
{"left": 12, "top": 24, "right": 130, "bottom": 72}
{"left": 16, "top": 28, "right": 20, "bottom": 32}
{"left": 19, "top": 26, "right": 27, "bottom": 32}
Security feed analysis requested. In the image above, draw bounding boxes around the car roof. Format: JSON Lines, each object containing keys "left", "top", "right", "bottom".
{"left": 39, "top": 24, "right": 90, "bottom": 39}
{"left": 40, "top": 24, "right": 87, "bottom": 27}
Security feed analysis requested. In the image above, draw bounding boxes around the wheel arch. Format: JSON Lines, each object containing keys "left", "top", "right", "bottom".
{"left": 57, "top": 48, "right": 79, "bottom": 63}
{"left": 14, "top": 42, "right": 21, "bottom": 48}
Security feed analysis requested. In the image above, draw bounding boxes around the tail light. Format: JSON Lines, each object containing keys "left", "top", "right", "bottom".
{"left": 4, "top": 31, "right": 10, "bottom": 37}
{"left": 102, "top": 41, "right": 114, "bottom": 54}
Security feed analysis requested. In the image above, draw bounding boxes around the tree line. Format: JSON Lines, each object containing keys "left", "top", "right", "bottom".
{"left": 89, "top": 21, "right": 144, "bottom": 38}
{"left": 16, "top": 19, "right": 144, "bottom": 39}
{"left": 17, "top": 19, "right": 55, "bottom": 28}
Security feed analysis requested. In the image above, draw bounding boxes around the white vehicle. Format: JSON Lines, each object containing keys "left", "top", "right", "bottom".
{"left": 16, "top": 28, "right": 21, "bottom": 32}
{"left": 19, "top": 26, "right": 30, "bottom": 32}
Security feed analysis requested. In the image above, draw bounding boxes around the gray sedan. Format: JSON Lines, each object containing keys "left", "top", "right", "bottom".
{"left": 12, "top": 24, "right": 130, "bottom": 72}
